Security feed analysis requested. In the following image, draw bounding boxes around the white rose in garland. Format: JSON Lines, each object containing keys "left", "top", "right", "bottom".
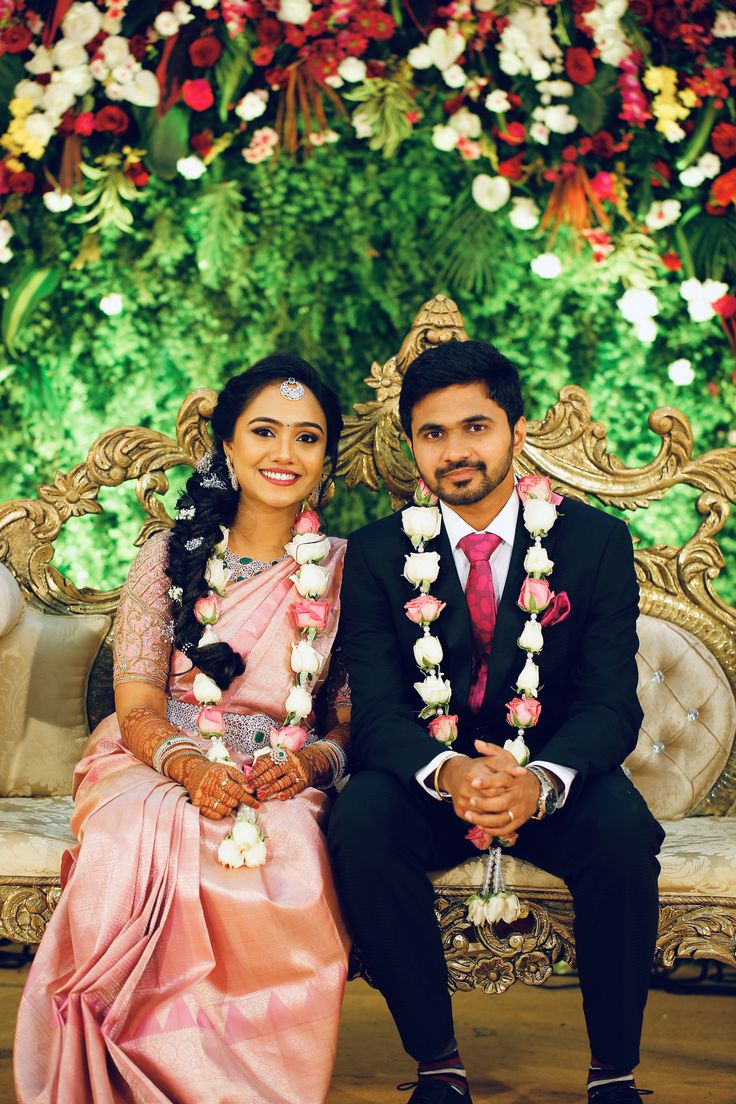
{"left": 291, "top": 562, "right": 329, "bottom": 597}
{"left": 402, "top": 505, "right": 441, "bottom": 548}
{"left": 403, "top": 551, "right": 441, "bottom": 591}
{"left": 413, "top": 635, "right": 444, "bottom": 670}
{"left": 193, "top": 672, "right": 222, "bottom": 704}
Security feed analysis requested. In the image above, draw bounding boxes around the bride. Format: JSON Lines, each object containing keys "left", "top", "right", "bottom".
{"left": 15, "top": 355, "right": 351, "bottom": 1104}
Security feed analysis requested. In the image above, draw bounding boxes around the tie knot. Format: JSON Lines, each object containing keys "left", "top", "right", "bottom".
{"left": 458, "top": 531, "right": 503, "bottom": 563}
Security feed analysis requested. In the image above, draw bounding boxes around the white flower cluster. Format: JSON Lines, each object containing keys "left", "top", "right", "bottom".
{"left": 644, "top": 199, "right": 682, "bottom": 231}
{"left": 408, "top": 25, "right": 468, "bottom": 91}
{"left": 402, "top": 503, "right": 453, "bottom": 719}
{"left": 432, "top": 106, "right": 481, "bottom": 153}
{"left": 235, "top": 90, "right": 269, "bottom": 123}
{"left": 679, "top": 153, "right": 722, "bottom": 189}
{"left": 712, "top": 10, "right": 736, "bottom": 38}
{"left": 580, "top": 0, "right": 631, "bottom": 68}
{"left": 498, "top": 7, "right": 562, "bottom": 82}
{"left": 680, "top": 278, "right": 729, "bottom": 323}
{"left": 154, "top": 1, "right": 196, "bottom": 38}
{"left": 617, "top": 288, "right": 659, "bottom": 343}
{"left": 0, "top": 220, "right": 14, "bottom": 265}
{"left": 277, "top": 0, "right": 313, "bottom": 25}
{"left": 218, "top": 807, "right": 267, "bottom": 869}
{"left": 467, "top": 889, "right": 523, "bottom": 925}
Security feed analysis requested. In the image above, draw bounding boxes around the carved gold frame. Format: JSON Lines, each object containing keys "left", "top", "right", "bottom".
{"left": 1, "top": 295, "right": 735, "bottom": 975}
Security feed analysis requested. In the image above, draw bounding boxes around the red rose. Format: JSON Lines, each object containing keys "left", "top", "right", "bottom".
{"left": 565, "top": 47, "right": 595, "bottom": 85}
{"left": 366, "top": 60, "right": 386, "bottom": 78}
{"left": 591, "top": 130, "right": 616, "bottom": 158}
{"left": 57, "top": 111, "right": 75, "bottom": 137}
{"left": 498, "top": 121, "right": 525, "bottom": 145}
{"left": 94, "top": 106, "right": 129, "bottom": 135}
{"left": 189, "top": 37, "right": 222, "bottom": 67}
{"left": 562, "top": 144, "right": 578, "bottom": 162}
{"left": 652, "top": 7, "right": 678, "bottom": 38}
{"left": 252, "top": 45, "right": 275, "bottom": 66}
{"left": 257, "top": 17, "right": 283, "bottom": 47}
{"left": 191, "top": 130, "right": 214, "bottom": 156}
{"left": 711, "top": 168, "right": 736, "bottom": 207}
{"left": 712, "top": 294, "right": 736, "bottom": 319}
{"left": 126, "top": 161, "right": 149, "bottom": 188}
{"left": 498, "top": 153, "right": 524, "bottom": 180}
{"left": 8, "top": 170, "right": 34, "bottom": 194}
{"left": 182, "top": 79, "right": 215, "bottom": 112}
{"left": 2, "top": 24, "right": 32, "bottom": 53}
{"left": 661, "top": 252, "right": 682, "bottom": 271}
{"left": 712, "top": 122, "right": 736, "bottom": 161}
{"left": 75, "top": 112, "right": 94, "bottom": 136}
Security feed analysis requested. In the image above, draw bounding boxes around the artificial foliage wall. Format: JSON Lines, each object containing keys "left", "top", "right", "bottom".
{"left": 0, "top": 1, "right": 734, "bottom": 597}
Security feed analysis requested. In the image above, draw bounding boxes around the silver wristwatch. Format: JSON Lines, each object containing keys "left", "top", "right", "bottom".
{"left": 527, "top": 765, "right": 559, "bottom": 820}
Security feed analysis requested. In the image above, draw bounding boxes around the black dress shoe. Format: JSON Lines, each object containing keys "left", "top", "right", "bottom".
{"left": 588, "top": 1083, "right": 653, "bottom": 1102}
{"left": 397, "top": 1081, "right": 473, "bottom": 1103}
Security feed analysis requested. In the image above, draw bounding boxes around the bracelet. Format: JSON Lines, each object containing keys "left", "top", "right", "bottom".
{"left": 161, "top": 748, "right": 207, "bottom": 779}
{"left": 432, "top": 761, "right": 452, "bottom": 801}
{"left": 315, "top": 739, "right": 348, "bottom": 787}
{"left": 152, "top": 734, "right": 201, "bottom": 773}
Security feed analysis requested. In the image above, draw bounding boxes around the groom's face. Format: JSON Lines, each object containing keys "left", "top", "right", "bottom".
{"left": 407, "top": 382, "right": 525, "bottom": 508}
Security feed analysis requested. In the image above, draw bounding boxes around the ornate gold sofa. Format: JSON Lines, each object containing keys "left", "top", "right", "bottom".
{"left": 1, "top": 296, "right": 735, "bottom": 994}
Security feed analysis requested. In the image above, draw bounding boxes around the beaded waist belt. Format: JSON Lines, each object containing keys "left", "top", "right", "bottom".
{"left": 166, "top": 699, "right": 302, "bottom": 757}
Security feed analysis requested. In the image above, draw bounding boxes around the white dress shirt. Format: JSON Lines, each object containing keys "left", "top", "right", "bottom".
{"left": 414, "top": 489, "right": 577, "bottom": 805}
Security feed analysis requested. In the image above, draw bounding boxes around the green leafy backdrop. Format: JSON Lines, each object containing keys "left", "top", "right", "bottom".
{"left": 1, "top": 139, "right": 734, "bottom": 600}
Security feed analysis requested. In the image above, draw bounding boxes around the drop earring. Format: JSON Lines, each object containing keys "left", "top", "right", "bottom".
{"left": 308, "top": 485, "right": 321, "bottom": 509}
{"left": 226, "top": 455, "right": 239, "bottom": 492}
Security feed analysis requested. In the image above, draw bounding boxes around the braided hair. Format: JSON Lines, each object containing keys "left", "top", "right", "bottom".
{"left": 166, "top": 355, "right": 343, "bottom": 691}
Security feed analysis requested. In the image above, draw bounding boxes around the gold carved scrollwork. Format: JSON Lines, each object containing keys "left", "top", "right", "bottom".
{"left": 0, "top": 879, "right": 62, "bottom": 943}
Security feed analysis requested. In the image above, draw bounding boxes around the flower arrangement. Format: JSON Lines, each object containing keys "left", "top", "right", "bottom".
{"left": 1, "top": 1, "right": 735, "bottom": 351}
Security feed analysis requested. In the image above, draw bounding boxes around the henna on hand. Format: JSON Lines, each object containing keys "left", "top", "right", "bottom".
{"left": 253, "top": 743, "right": 332, "bottom": 801}
{"left": 168, "top": 755, "right": 259, "bottom": 819}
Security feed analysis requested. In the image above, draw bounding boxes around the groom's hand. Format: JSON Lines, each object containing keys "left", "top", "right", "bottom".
{"left": 438, "top": 748, "right": 542, "bottom": 835}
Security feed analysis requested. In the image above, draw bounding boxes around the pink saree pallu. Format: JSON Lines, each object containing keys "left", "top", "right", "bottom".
{"left": 14, "top": 535, "right": 350, "bottom": 1104}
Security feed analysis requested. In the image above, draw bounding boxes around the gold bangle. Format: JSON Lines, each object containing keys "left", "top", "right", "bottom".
{"left": 432, "top": 761, "right": 445, "bottom": 798}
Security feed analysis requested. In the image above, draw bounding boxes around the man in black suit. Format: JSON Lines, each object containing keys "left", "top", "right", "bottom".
{"left": 329, "top": 340, "right": 663, "bottom": 1103}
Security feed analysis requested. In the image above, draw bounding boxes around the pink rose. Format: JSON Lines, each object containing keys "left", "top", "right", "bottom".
{"left": 505, "top": 695, "right": 542, "bottom": 728}
{"left": 293, "top": 510, "right": 320, "bottom": 534}
{"left": 291, "top": 599, "right": 330, "bottom": 632}
{"left": 194, "top": 595, "right": 220, "bottom": 625}
{"left": 516, "top": 475, "right": 562, "bottom": 506}
{"left": 197, "top": 706, "right": 226, "bottom": 737}
{"left": 269, "top": 724, "right": 308, "bottom": 752}
{"left": 518, "top": 577, "right": 553, "bottom": 614}
{"left": 428, "top": 713, "right": 458, "bottom": 745}
{"left": 404, "top": 594, "right": 446, "bottom": 625}
{"left": 414, "top": 478, "right": 439, "bottom": 506}
{"left": 466, "top": 825, "right": 494, "bottom": 850}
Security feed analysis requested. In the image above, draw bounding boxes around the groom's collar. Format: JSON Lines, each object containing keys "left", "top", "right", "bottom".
{"left": 439, "top": 484, "right": 519, "bottom": 553}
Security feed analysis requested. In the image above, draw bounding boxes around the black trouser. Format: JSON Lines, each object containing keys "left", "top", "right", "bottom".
{"left": 328, "top": 767, "right": 664, "bottom": 1070}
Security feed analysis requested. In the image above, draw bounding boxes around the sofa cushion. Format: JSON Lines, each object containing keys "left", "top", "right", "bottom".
{"left": 626, "top": 615, "right": 736, "bottom": 820}
{"left": 0, "top": 562, "right": 24, "bottom": 638}
{"left": 0, "top": 796, "right": 75, "bottom": 877}
{"left": 0, "top": 607, "right": 110, "bottom": 797}
{"left": 432, "top": 817, "right": 736, "bottom": 899}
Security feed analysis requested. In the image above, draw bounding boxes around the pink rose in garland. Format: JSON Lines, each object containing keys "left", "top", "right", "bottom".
{"left": 291, "top": 599, "right": 330, "bottom": 632}
{"left": 505, "top": 696, "right": 542, "bottom": 729}
{"left": 194, "top": 595, "right": 220, "bottom": 624}
{"left": 518, "top": 577, "right": 554, "bottom": 614}
{"left": 516, "top": 475, "right": 562, "bottom": 505}
{"left": 428, "top": 714, "right": 458, "bottom": 746}
{"left": 269, "top": 724, "right": 308, "bottom": 753}
{"left": 198, "top": 706, "right": 226, "bottom": 737}
{"left": 293, "top": 509, "right": 321, "bottom": 534}
{"left": 404, "top": 594, "right": 446, "bottom": 625}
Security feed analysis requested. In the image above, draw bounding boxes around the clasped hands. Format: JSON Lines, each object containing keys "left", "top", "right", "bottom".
{"left": 172, "top": 748, "right": 319, "bottom": 821}
{"left": 438, "top": 740, "right": 544, "bottom": 839}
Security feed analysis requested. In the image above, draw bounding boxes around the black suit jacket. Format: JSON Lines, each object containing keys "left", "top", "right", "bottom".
{"left": 338, "top": 496, "right": 643, "bottom": 790}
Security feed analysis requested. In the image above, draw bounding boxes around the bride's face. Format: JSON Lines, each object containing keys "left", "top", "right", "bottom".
{"left": 225, "top": 381, "right": 328, "bottom": 511}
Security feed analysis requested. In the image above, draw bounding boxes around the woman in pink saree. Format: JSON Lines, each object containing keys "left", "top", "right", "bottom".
{"left": 15, "top": 357, "right": 351, "bottom": 1104}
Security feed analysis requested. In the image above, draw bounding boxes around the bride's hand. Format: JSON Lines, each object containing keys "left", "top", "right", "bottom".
{"left": 252, "top": 748, "right": 311, "bottom": 801}
{"left": 168, "top": 754, "right": 259, "bottom": 819}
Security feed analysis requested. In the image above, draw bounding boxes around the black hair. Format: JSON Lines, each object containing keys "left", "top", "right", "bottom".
{"left": 398, "top": 339, "right": 524, "bottom": 438}
{"left": 166, "top": 354, "right": 343, "bottom": 690}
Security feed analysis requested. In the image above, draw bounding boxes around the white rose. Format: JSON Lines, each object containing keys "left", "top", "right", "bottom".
{"left": 427, "top": 26, "right": 465, "bottom": 71}
{"left": 644, "top": 199, "right": 681, "bottom": 230}
{"left": 89, "top": 57, "right": 109, "bottom": 81}
{"left": 401, "top": 506, "right": 441, "bottom": 547}
{"left": 518, "top": 618, "right": 544, "bottom": 653}
{"left": 243, "top": 840, "right": 267, "bottom": 867}
{"left": 285, "top": 684, "right": 313, "bottom": 719}
{"left": 449, "top": 106, "right": 480, "bottom": 138}
{"left": 26, "top": 47, "right": 53, "bottom": 76}
{"left": 205, "top": 557, "right": 232, "bottom": 597}
{"left": 290, "top": 563, "right": 329, "bottom": 598}
{"left": 503, "top": 734, "right": 529, "bottom": 766}
{"left": 58, "top": 65, "right": 94, "bottom": 96}
{"left": 414, "top": 673, "right": 452, "bottom": 707}
{"left": 177, "top": 155, "right": 207, "bottom": 180}
{"left": 679, "top": 165, "right": 704, "bottom": 188}
{"left": 235, "top": 90, "right": 268, "bottom": 122}
{"left": 192, "top": 0, "right": 220, "bottom": 8}
{"left": 697, "top": 153, "right": 721, "bottom": 180}
{"left": 23, "top": 113, "right": 55, "bottom": 149}
{"left": 471, "top": 174, "right": 511, "bottom": 213}
{"left": 43, "top": 189, "right": 73, "bottom": 213}
{"left": 403, "top": 551, "right": 441, "bottom": 590}
{"left": 543, "top": 104, "right": 578, "bottom": 134}
{"left": 432, "top": 124, "right": 458, "bottom": 152}
{"left": 467, "top": 895, "right": 490, "bottom": 926}
{"left": 111, "top": 59, "right": 137, "bottom": 84}
{"left": 687, "top": 299, "right": 715, "bottom": 323}
{"left": 443, "top": 64, "right": 466, "bottom": 89}
{"left": 218, "top": 836, "right": 245, "bottom": 868}
{"left": 413, "top": 634, "right": 444, "bottom": 671}
{"left": 515, "top": 656, "right": 539, "bottom": 694}
{"left": 193, "top": 671, "right": 222, "bottom": 704}
{"left": 338, "top": 57, "right": 367, "bottom": 83}
{"left": 101, "top": 13, "right": 123, "bottom": 34}
{"left": 123, "top": 68, "right": 160, "bottom": 107}
{"left": 702, "top": 278, "right": 729, "bottom": 302}
{"left": 173, "top": 0, "right": 195, "bottom": 23}
{"left": 407, "top": 44, "right": 433, "bottom": 69}
{"left": 285, "top": 533, "right": 331, "bottom": 564}
{"left": 51, "top": 40, "right": 88, "bottom": 69}
{"left": 231, "top": 819, "right": 260, "bottom": 848}
{"left": 529, "top": 121, "right": 550, "bottom": 145}
{"left": 100, "top": 35, "right": 130, "bottom": 67}
{"left": 617, "top": 287, "right": 658, "bottom": 323}
{"left": 530, "top": 252, "right": 562, "bottom": 278}
{"left": 523, "top": 544, "right": 554, "bottom": 576}
{"left": 633, "top": 317, "right": 657, "bottom": 344}
{"left": 14, "top": 80, "right": 44, "bottom": 106}
{"left": 291, "top": 640, "right": 323, "bottom": 677}
{"left": 509, "top": 197, "right": 540, "bottom": 231}
{"left": 523, "top": 499, "right": 558, "bottom": 536}
{"left": 42, "top": 82, "right": 77, "bottom": 117}
{"left": 0, "top": 246, "right": 13, "bottom": 264}
{"left": 61, "top": 1, "right": 103, "bottom": 44}
{"left": 205, "top": 735, "right": 234, "bottom": 764}
{"left": 154, "top": 12, "right": 180, "bottom": 35}
{"left": 278, "top": 0, "right": 312, "bottom": 24}
{"left": 485, "top": 89, "right": 511, "bottom": 113}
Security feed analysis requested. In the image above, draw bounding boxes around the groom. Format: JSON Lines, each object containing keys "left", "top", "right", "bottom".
{"left": 329, "top": 339, "right": 664, "bottom": 1103}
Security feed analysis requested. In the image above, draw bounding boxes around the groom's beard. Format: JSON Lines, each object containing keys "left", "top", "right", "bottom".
{"left": 423, "top": 443, "right": 514, "bottom": 507}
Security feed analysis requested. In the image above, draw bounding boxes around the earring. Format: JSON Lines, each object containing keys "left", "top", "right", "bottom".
{"left": 308, "top": 485, "right": 321, "bottom": 509}
{"left": 226, "top": 455, "right": 239, "bottom": 492}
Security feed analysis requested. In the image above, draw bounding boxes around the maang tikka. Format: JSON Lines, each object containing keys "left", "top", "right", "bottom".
{"left": 280, "top": 377, "right": 305, "bottom": 401}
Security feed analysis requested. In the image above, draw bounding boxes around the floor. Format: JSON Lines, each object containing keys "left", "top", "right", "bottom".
{"left": 2, "top": 951, "right": 734, "bottom": 1103}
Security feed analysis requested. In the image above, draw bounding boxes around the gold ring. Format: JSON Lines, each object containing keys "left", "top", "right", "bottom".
{"left": 214, "top": 800, "right": 220, "bottom": 811}
{"left": 508, "top": 810, "right": 513, "bottom": 821}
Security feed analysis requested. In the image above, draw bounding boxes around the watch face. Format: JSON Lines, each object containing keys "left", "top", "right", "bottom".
{"left": 544, "top": 788, "right": 558, "bottom": 815}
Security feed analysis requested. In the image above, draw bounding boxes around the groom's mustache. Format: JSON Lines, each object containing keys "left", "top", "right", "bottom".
{"left": 435, "top": 460, "right": 487, "bottom": 478}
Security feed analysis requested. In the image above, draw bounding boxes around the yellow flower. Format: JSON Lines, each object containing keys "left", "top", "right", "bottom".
{"left": 5, "top": 157, "right": 24, "bottom": 172}
{"left": 680, "top": 88, "right": 698, "bottom": 109}
{"left": 9, "top": 97, "right": 34, "bottom": 120}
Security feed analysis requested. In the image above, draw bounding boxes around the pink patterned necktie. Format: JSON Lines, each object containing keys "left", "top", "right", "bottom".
{"left": 458, "top": 532, "right": 503, "bottom": 713}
